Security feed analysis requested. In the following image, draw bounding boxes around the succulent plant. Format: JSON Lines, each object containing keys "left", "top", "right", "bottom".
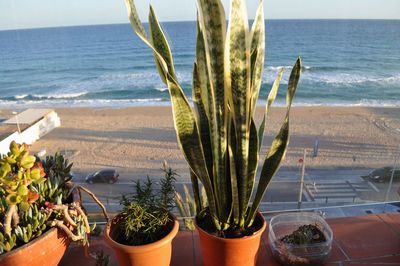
{"left": 124, "top": 0, "right": 301, "bottom": 235}
{"left": 0, "top": 141, "right": 108, "bottom": 255}
{"left": 0, "top": 142, "right": 44, "bottom": 212}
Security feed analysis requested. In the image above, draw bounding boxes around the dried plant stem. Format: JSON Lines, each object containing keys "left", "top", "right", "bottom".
{"left": 75, "top": 185, "right": 109, "bottom": 222}
{"left": 4, "top": 205, "right": 16, "bottom": 237}
{"left": 12, "top": 208, "right": 20, "bottom": 226}
{"left": 52, "top": 205, "right": 77, "bottom": 227}
{"left": 74, "top": 204, "right": 91, "bottom": 233}
{"left": 47, "top": 220, "right": 83, "bottom": 241}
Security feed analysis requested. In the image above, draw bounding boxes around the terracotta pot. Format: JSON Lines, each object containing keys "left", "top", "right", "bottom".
{"left": 0, "top": 227, "right": 70, "bottom": 266}
{"left": 104, "top": 213, "right": 179, "bottom": 266}
{"left": 195, "top": 213, "right": 267, "bottom": 266}
{"left": 0, "top": 183, "right": 82, "bottom": 266}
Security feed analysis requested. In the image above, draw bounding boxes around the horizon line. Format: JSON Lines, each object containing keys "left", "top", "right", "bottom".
{"left": 1, "top": 18, "right": 399, "bottom": 32}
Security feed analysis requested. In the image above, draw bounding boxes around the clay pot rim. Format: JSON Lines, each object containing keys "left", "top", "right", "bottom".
{"left": 195, "top": 212, "right": 267, "bottom": 243}
{"left": 104, "top": 212, "right": 179, "bottom": 253}
{"left": 0, "top": 227, "right": 60, "bottom": 260}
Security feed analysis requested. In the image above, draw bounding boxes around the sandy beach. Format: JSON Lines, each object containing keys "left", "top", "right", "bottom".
{"left": 1, "top": 106, "right": 399, "bottom": 181}
{"left": 1, "top": 105, "right": 400, "bottom": 211}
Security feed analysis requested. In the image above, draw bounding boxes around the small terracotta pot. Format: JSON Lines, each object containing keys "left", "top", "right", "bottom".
{"left": 0, "top": 227, "right": 70, "bottom": 266}
{"left": 195, "top": 213, "right": 267, "bottom": 266}
{"left": 104, "top": 213, "right": 179, "bottom": 266}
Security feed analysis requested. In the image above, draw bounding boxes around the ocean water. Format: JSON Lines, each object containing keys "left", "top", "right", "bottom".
{"left": 0, "top": 20, "right": 399, "bottom": 108}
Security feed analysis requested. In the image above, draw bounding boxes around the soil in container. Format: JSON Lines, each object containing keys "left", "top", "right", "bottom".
{"left": 274, "top": 224, "right": 328, "bottom": 266}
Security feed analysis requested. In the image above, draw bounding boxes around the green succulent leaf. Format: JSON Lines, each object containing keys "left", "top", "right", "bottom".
{"left": 10, "top": 141, "right": 20, "bottom": 156}
{"left": 17, "top": 185, "right": 28, "bottom": 196}
{"left": 6, "top": 194, "right": 19, "bottom": 205}
{"left": 19, "top": 202, "right": 30, "bottom": 212}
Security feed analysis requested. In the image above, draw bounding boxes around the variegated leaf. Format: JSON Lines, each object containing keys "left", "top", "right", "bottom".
{"left": 190, "top": 170, "right": 203, "bottom": 212}
{"left": 258, "top": 68, "right": 284, "bottom": 151}
{"left": 246, "top": 118, "right": 259, "bottom": 212}
{"left": 193, "top": 63, "right": 213, "bottom": 181}
{"left": 246, "top": 57, "right": 301, "bottom": 227}
{"left": 228, "top": 137, "right": 239, "bottom": 224}
{"left": 197, "top": 0, "right": 229, "bottom": 224}
{"left": 166, "top": 76, "right": 220, "bottom": 228}
{"left": 149, "top": 6, "right": 177, "bottom": 82}
{"left": 226, "top": 0, "right": 251, "bottom": 227}
{"left": 124, "top": 0, "right": 220, "bottom": 228}
{"left": 249, "top": 1, "right": 265, "bottom": 118}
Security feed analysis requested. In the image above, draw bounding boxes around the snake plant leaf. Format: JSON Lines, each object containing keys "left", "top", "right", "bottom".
{"left": 123, "top": 0, "right": 147, "bottom": 38}
{"left": 246, "top": 118, "right": 259, "bottom": 209}
{"left": 286, "top": 58, "right": 302, "bottom": 108}
{"left": 190, "top": 170, "right": 203, "bottom": 212}
{"left": 197, "top": 0, "right": 229, "bottom": 225}
{"left": 196, "top": 0, "right": 226, "bottom": 118}
{"left": 258, "top": 68, "right": 284, "bottom": 151}
{"left": 149, "top": 6, "right": 177, "bottom": 83}
{"left": 195, "top": 22, "right": 217, "bottom": 188}
{"left": 195, "top": 19, "right": 210, "bottom": 117}
{"left": 124, "top": 0, "right": 168, "bottom": 81}
{"left": 166, "top": 76, "right": 219, "bottom": 228}
{"left": 124, "top": 0, "right": 220, "bottom": 228}
{"left": 195, "top": 22, "right": 215, "bottom": 180}
{"left": 228, "top": 137, "right": 239, "bottom": 224}
{"left": 226, "top": 0, "right": 251, "bottom": 227}
{"left": 246, "top": 57, "right": 302, "bottom": 227}
{"left": 193, "top": 63, "right": 213, "bottom": 180}
{"left": 249, "top": 0, "right": 265, "bottom": 118}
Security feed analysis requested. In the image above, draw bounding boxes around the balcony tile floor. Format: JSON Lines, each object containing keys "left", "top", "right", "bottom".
{"left": 60, "top": 213, "right": 400, "bottom": 265}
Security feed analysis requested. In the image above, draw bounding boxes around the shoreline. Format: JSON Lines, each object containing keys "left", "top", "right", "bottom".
{"left": 0, "top": 101, "right": 400, "bottom": 111}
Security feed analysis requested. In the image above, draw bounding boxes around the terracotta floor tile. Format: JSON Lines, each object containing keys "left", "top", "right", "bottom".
{"left": 59, "top": 238, "right": 118, "bottom": 266}
{"left": 258, "top": 230, "right": 278, "bottom": 266}
{"left": 378, "top": 214, "right": 400, "bottom": 235}
{"left": 328, "top": 240, "right": 349, "bottom": 262}
{"left": 387, "top": 213, "right": 400, "bottom": 222}
{"left": 58, "top": 214, "right": 400, "bottom": 265}
{"left": 349, "top": 254, "right": 400, "bottom": 264}
{"left": 171, "top": 231, "right": 195, "bottom": 266}
{"left": 261, "top": 231, "right": 284, "bottom": 266}
{"left": 328, "top": 215, "right": 400, "bottom": 260}
{"left": 192, "top": 230, "right": 203, "bottom": 266}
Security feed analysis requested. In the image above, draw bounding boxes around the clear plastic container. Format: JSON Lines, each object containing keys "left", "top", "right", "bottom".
{"left": 268, "top": 212, "right": 333, "bottom": 266}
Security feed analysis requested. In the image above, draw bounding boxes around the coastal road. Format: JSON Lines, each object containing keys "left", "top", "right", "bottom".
{"left": 73, "top": 167, "right": 399, "bottom": 216}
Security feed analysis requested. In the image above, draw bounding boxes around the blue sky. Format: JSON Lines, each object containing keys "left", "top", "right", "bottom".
{"left": 1, "top": 0, "right": 399, "bottom": 30}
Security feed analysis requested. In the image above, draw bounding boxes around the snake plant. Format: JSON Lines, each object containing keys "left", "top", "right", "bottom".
{"left": 124, "top": 0, "right": 301, "bottom": 233}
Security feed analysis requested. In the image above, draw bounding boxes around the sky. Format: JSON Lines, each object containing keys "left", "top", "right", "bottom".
{"left": 0, "top": 0, "right": 399, "bottom": 30}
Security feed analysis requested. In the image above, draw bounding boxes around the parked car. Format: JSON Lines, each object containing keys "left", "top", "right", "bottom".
{"left": 361, "top": 167, "right": 400, "bottom": 183}
{"left": 85, "top": 169, "right": 119, "bottom": 184}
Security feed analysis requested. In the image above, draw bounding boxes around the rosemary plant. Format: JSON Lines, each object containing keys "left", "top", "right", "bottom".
{"left": 120, "top": 163, "right": 177, "bottom": 245}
